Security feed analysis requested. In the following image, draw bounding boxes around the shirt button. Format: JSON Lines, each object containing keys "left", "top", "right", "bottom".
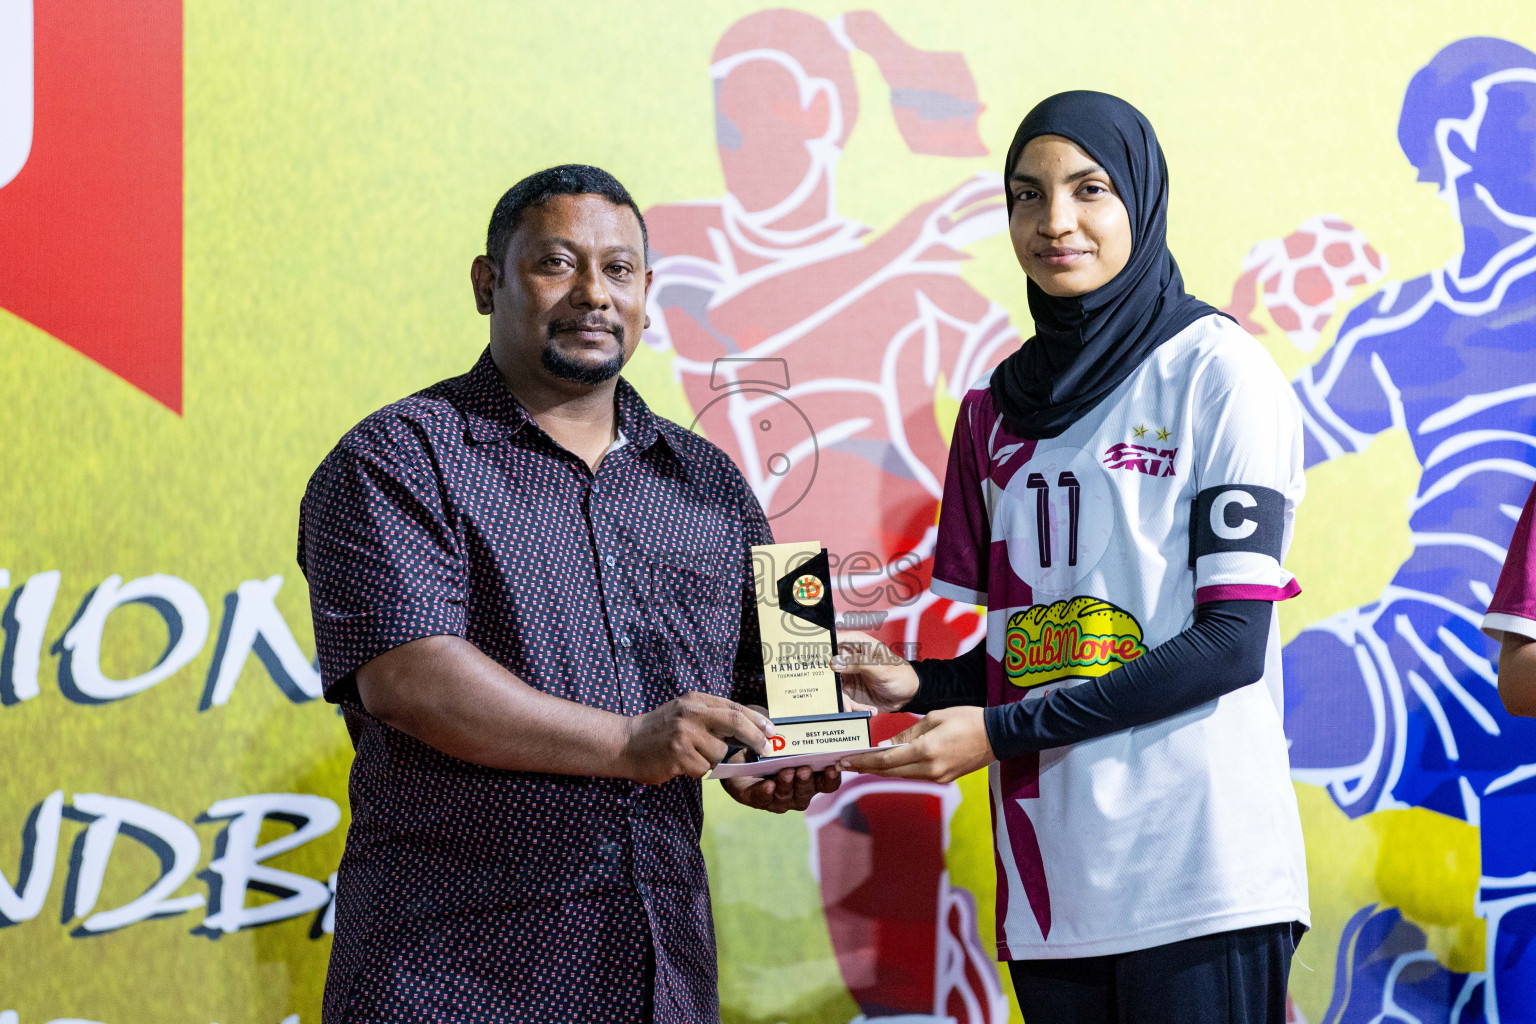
{"left": 605, "top": 554, "right": 616, "bottom": 567}
{"left": 619, "top": 634, "right": 632, "bottom": 648}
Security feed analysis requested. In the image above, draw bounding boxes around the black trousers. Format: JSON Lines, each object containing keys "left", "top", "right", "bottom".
{"left": 1006, "top": 922, "right": 1302, "bottom": 1024}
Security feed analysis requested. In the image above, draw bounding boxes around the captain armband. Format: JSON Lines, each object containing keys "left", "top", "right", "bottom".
{"left": 1188, "top": 485, "right": 1285, "bottom": 566}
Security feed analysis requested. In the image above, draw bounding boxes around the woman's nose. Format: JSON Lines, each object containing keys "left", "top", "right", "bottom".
{"left": 1042, "top": 193, "right": 1076, "bottom": 237}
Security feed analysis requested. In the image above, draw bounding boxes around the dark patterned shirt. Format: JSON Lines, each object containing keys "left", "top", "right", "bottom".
{"left": 298, "top": 348, "right": 771, "bottom": 1024}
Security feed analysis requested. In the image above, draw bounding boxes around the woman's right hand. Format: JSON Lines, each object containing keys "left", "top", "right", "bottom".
{"left": 833, "top": 630, "right": 920, "bottom": 713}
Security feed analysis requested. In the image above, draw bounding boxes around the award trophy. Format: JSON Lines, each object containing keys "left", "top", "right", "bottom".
{"left": 709, "top": 540, "right": 879, "bottom": 778}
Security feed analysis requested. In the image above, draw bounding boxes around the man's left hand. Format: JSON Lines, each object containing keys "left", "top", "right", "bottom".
{"left": 837, "top": 706, "right": 995, "bottom": 784}
{"left": 721, "top": 765, "right": 841, "bottom": 813}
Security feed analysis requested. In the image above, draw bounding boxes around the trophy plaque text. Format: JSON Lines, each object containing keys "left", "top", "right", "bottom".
{"left": 750, "top": 540, "right": 873, "bottom": 762}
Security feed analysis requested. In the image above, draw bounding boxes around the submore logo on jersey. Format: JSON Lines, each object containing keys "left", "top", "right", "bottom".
{"left": 1004, "top": 597, "right": 1146, "bottom": 687}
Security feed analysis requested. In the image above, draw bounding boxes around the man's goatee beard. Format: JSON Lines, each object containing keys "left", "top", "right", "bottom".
{"left": 543, "top": 344, "right": 624, "bottom": 385}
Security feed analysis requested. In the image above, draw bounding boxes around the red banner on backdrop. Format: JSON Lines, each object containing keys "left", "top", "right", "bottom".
{"left": 0, "top": 0, "right": 182, "bottom": 412}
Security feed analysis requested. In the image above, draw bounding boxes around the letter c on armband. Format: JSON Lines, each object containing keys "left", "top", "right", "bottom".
{"left": 1189, "top": 485, "right": 1285, "bottom": 565}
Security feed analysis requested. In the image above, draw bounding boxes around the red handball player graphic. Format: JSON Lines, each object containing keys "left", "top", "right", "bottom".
{"left": 643, "top": 8, "right": 1017, "bottom": 664}
{"left": 806, "top": 765, "right": 1009, "bottom": 1024}
{"left": 643, "top": 12, "right": 1016, "bottom": 1019}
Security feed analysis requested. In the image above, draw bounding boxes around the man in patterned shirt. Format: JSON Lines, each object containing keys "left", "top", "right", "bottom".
{"left": 298, "top": 164, "right": 839, "bottom": 1024}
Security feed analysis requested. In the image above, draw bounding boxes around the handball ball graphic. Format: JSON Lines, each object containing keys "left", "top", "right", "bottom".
{"left": 1224, "top": 214, "right": 1387, "bottom": 352}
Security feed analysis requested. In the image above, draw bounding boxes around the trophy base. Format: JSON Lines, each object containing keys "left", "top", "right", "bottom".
{"left": 707, "top": 710, "right": 882, "bottom": 780}
{"left": 760, "top": 710, "right": 873, "bottom": 759}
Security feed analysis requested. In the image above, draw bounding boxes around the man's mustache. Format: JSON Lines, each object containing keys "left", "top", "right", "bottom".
{"left": 547, "top": 316, "right": 624, "bottom": 343}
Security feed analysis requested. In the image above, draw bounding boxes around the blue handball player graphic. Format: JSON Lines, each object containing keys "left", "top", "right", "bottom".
{"left": 1282, "top": 37, "right": 1536, "bottom": 1024}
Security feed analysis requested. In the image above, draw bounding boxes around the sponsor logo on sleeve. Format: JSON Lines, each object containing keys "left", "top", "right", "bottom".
{"left": 1004, "top": 597, "right": 1147, "bottom": 688}
{"left": 1189, "top": 485, "right": 1285, "bottom": 565}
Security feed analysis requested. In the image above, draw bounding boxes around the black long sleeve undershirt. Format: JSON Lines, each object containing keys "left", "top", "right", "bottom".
{"left": 905, "top": 640, "right": 989, "bottom": 714}
{"left": 906, "top": 599, "right": 1271, "bottom": 759}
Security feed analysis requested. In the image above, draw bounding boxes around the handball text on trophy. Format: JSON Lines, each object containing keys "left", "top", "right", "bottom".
{"left": 752, "top": 541, "right": 874, "bottom": 759}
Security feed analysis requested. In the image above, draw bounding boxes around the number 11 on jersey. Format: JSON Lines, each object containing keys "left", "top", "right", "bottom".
{"left": 1026, "top": 472, "right": 1082, "bottom": 569}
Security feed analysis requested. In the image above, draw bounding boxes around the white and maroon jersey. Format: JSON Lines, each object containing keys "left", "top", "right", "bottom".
{"left": 1484, "top": 482, "right": 1536, "bottom": 643}
{"left": 932, "top": 313, "right": 1311, "bottom": 959}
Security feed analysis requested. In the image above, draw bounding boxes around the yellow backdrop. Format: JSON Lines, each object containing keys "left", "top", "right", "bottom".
{"left": 1, "top": 2, "right": 1531, "bottom": 1022}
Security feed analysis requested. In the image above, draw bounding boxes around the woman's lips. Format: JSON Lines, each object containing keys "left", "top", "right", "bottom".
{"left": 1036, "top": 248, "right": 1087, "bottom": 268}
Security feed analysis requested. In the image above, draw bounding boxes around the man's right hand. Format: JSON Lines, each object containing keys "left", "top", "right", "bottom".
{"left": 832, "top": 630, "right": 920, "bottom": 712}
{"left": 620, "top": 692, "right": 775, "bottom": 785}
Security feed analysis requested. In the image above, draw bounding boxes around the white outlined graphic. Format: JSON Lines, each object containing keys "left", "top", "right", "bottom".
{"left": 0, "top": 0, "right": 33, "bottom": 190}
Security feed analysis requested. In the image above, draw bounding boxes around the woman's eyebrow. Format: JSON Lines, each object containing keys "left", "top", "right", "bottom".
{"left": 1010, "top": 165, "right": 1109, "bottom": 187}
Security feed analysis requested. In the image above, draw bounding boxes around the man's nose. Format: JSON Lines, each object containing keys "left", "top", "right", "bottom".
{"left": 568, "top": 261, "right": 611, "bottom": 310}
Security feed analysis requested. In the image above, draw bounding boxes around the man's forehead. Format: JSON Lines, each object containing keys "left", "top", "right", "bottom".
{"left": 518, "top": 194, "right": 643, "bottom": 246}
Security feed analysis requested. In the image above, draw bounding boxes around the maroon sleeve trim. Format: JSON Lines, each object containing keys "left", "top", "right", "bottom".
{"left": 1195, "top": 578, "right": 1302, "bottom": 604}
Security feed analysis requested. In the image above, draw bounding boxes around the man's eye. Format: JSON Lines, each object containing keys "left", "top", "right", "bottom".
{"left": 544, "top": 256, "right": 571, "bottom": 268}
{"left": 608, "top": 265, "right": 632, "bottom": 278}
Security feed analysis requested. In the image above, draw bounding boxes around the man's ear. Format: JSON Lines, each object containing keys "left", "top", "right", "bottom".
{"left": 471, "top": 255, "right": 498, "bottom": 315}
{"left": 643, "top": 265, "right": 654, "bottom": 330}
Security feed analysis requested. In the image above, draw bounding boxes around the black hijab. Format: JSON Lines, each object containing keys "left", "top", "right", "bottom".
{"left": 989, "top": 91, "right": 1221, "bottom": 439}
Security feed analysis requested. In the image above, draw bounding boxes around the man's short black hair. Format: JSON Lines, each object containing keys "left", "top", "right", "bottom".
{"left": 486, "top": 164, "right": 648, "bottom": 269}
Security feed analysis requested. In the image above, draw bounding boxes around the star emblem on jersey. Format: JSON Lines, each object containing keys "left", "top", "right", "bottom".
{"left": 1133, "top": 424, "right": 1148, "bottom": 439}
{"left": 1004, "top": 597, "right": 1147, "bottom": 687}
{"left": 1102, "top": 441, "right": 1178, "bottom": 477}
{"left": 1156, "top": 427, "right": 1171, "bottom": 441}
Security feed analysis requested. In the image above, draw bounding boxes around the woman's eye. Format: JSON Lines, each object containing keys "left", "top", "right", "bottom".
{"left": 1080, "top": 184, "right": 1107, "bottom": 196}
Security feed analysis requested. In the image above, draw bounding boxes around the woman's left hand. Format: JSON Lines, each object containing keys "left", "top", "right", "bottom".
{"left": 838, "top": 706, "right": 996, "bottom": 783}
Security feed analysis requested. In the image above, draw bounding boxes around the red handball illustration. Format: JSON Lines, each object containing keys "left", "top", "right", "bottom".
{"left": 647, "top": 13, "right": 1015, "bottom": 1018}
{"left": 1222, "top": 214, "right": 1386, "bottom": 352}
{"left": 644, "top": 8, "right": 1013, "bottom": 662}
{"left": 806, "top": 772, "right": 1010, "bottom": 1024}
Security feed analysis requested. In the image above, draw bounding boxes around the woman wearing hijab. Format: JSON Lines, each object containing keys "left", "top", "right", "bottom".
{"left": 838, "top": 91, "right": 1309, "bottom": 1023}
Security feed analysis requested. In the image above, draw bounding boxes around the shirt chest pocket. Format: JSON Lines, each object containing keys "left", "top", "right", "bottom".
{"left": 646, "top": 560, "right": 739, "bottom": 681}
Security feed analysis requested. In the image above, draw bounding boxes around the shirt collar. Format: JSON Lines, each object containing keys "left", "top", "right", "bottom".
{"left": 612, "top": 374, "right": 664, "bottom": 454}
{"left": 459, "top": 348, "right": 532, "bottom": 444}
{"left": 458, "top": 347, "right": 670, "bottom": 457}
